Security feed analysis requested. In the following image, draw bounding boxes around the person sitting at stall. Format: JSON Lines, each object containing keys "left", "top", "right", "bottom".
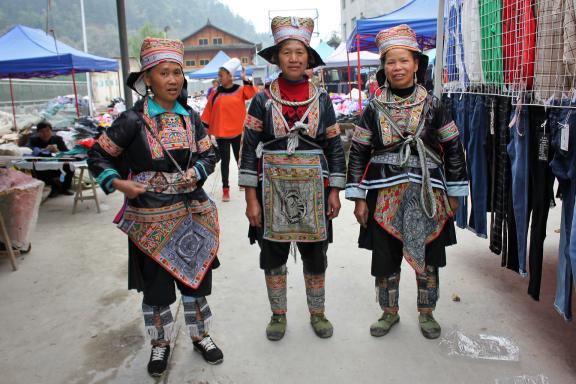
{"left": 27, "top": 120, "right": 74, "bottom": 197}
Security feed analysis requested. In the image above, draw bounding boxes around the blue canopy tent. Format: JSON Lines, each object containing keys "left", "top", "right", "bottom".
{"left": 346, "top": 0, "right": 439, "bottom": 53}
{"left": 0, "top": 25, "right": 119, "bottom": 127}
{"left": 187, "top": 50, "right": 253, "bottom": 79}
{"left": 314, "top": 41, "right": 335, "bottom": 62}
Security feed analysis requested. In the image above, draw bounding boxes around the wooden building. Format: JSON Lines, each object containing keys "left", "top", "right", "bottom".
{"left": 182, "top": 19, "right": 259, "bottom": 71}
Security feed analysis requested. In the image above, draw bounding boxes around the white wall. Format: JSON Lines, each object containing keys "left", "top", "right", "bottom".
{"left": 340, "top": 0, "right": 409, "bottom": 40}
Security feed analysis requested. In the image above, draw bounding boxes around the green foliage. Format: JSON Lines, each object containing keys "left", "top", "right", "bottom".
{"left": 128, "top": 23, "right": 165, "bottom": 59}
{"left": 0, "top": 0, "right": 273, "bottom": 58}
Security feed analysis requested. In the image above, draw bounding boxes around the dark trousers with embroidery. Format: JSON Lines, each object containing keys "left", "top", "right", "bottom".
{"left": 376, "top": 266, "right": 439, "bottom": 314}
{"left": 216, "top": 135, "right": 241, "bottom": 188}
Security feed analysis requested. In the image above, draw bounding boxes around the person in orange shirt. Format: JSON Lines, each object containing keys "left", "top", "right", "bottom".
{"left": 201, "top": 58, "right": 257, "bottom": 201}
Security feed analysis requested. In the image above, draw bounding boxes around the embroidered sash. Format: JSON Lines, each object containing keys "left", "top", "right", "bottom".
{"left": 262, "top": 150, "right": 327, "bottom": 242}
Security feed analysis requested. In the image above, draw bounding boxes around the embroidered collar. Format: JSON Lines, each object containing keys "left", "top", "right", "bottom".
{"left": 147, "top": 97, "right": 189, "bottom": 117}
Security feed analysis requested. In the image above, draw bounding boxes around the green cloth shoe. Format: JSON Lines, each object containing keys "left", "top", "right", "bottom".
{"left": 419, "top": 313, "right": 441, "bottom": 339}
{"left": 370, "top": 312, "right": 400, "bottom": 337}
{"left": 310, "top": 314, "right": 333, "bottom": 338}
{"left": 266, "top": 314, "right": 287, "bottom": 341}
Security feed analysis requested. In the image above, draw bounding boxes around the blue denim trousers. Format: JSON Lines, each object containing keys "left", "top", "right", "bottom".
{"left": 466, "top": 94, "right": 488, "bottom": 237}
{"left": 549, "top": 103, "right": 576, "bottom": 320}
{"left": 452, "top": 95, "right": 469, "bottom": 229}
{"left": 507, "top": 106, "right": 530, "bottom": 276}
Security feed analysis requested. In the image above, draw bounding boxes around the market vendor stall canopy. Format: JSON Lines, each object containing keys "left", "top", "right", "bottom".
{"left": 187, "top": 50, "right": 253, "bottom": 80}
{"left": 0, "top": 25, "right": 118, "bottom": 127}
{"left": 346, "top": 0, "right": 439, "bottom": 53}
{"left": 323, "top": 43, "right": 380, "bottom": 68}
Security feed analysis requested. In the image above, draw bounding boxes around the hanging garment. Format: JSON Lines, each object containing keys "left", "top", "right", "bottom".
{"left": 502, "top": 0, "right": 536, "bottom": 89}
{"left": 479, "top": 0, "right": 504, "bottom": 85}
{"left": 462, "top": 0, "right": 485, "bottom": 83}
{"left": 527, "top": 106, "right": 555, "bottom": 301}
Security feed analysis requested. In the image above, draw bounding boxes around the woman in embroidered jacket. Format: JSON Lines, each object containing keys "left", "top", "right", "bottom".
{"left": 346, "top": 25, "right": 468, "bottom": 339}
{"left": 87, "top": 38, "right": 222, "bottom": 377}
{"left": 239, "top": 17, "right": 346, "bottom": 341}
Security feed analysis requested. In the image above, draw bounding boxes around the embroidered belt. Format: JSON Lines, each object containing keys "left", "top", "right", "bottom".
{"left": 371, "top": 152, "right": 439, "bottom": 169}
{"left": 133, "top": 171, "right": 196, "bottom": 194}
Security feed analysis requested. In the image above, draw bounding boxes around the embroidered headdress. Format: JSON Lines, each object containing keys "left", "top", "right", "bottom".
{"left": 258, "top": 16, "right": 325, "bottom": 69}
{"left": 127, "top": 37, "right": 185, "bottom": 96}
{"left": 374, "top": 24, "right": 429, "bottom": 86}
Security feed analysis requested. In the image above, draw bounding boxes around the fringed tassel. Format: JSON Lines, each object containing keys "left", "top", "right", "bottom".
{"left": 142, "top": 302, "right": 174, "bottom": 345}
{"left": 182, "top": 295, "right": 213, "bottom": 339}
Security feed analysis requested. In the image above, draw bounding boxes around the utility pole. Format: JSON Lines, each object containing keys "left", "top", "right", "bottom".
{"left": 80, "top": 0, "right": 94, "bottom": 116}
{"left": 116, "top": 0, "right": 133, "bottom": 107}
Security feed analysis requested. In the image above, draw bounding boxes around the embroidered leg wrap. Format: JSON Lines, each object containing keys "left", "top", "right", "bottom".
{"left": 375, "top": 272, "right": 400, "bottom": 314}
{"left": 304, "top": 272, "right": 325, "bottom": 316}
{"left": 142, "top": 302, "right": 174, "bottom": 346}
{"left": 264, "top": 265, "right": 287, "bottom": 315}
{"left": 416, "top": 266, "right": 439, "bottom": 313}
{"left": 182, "top": 295, "right": 213, "bottom": 339}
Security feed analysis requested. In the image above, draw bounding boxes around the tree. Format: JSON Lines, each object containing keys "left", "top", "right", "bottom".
{"left": 128, "top": 23, "right": 165, "bottom": 59}
{"left": 326, "top": 31, "right": 342, "bottom": 49}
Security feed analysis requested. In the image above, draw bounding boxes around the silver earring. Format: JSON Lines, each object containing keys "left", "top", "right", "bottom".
{"left": 146, "top": 86, "right": 154, "bottom": 98}
{"left": 414, "top": 72, "right": 418, "bottom": 84}
{"left": 384, "top": 78, "right": 389, "bottom": 88}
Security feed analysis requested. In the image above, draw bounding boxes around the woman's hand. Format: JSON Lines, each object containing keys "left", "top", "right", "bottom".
{"left": 112, "top": 179, "right": 147, "bottom": 199}
{"left": 184, "top": 168, "right": 198, "bottom": 188}
{"left": 245, "top": 187, "right": 262, "bottom": 227}
{"left": 354, "top": 199, "right": 369, "bottom": 228}
{"left": 327, "top": 189, "right": 341, "bottom": 220}
{"left": 448, "top": 196, "right": 460, "bottom": 211}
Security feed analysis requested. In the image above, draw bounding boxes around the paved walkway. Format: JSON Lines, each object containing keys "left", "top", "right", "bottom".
{"left": 0, "top": 165, "right": 575, "bottom": 384}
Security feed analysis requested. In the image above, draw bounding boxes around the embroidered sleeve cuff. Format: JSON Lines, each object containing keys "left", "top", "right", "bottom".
{"left": 239, "top": 172, "right": 258, "bottom": 187}
{"left": 96, "top": 168, "right": 121, "bottom": 194}
{"left": 438, "top": 121, "right": 460, "bottom": 143}
{"left": 329, "top": 174, "right": 346, "bottom": 189}
{"left": 194, "top": 162, "right": 209, "bottom": 181}
{"left": 97, "top": 133, "right": 123, "bottom": 157}
{"left": 345, "top": 185, "right": 366, "bottom": 200}
{"left": 446, "top": 181, "right": 469, "bottom": 196}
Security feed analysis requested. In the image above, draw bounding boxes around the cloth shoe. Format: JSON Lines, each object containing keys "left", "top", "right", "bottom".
{"left": 310, "top": 314, "right": 333, "bottom": 338}
{"left": 193, "top": 335, "right": 223, "bottom": 364}
{"left": 147, "top": 344, "right": 170, "bottom": 377}
{"left": 370, "top": 312, "right": 400, "bottom": 337}
{"left": 222, "top": 187, "right": 230, "bottom": 202}
{"left": 418, "top": 313, "right": 441, "bottom": 339}
{"left": 266, "top": 314, "right": 287, "bottom": 341}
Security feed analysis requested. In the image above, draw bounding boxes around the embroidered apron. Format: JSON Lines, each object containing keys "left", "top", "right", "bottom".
{"left": 262, "top": 149, "right": 327, "bottom": 242}
{"left": 118, "top": 198, "right": 219, "bottom": 289}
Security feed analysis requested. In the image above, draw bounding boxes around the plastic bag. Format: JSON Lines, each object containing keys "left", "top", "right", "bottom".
{"left": 439, "top": 328, "right": 520, "bottom": 361}
{"left": 495, "top": 374, "right": 549, "bottom": 384}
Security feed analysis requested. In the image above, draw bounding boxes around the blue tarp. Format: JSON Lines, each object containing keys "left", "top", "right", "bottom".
{"left": 314, "top": 41, "right": 335, "bottom": 61}
{"left": 187, "top": 50, "right": 253, "bottom": 79}
{"left": 0, "top": 25, "right": 118, "bottom": 79}
{"left": 346, "top": 0, "right": 438, "bottom": 53}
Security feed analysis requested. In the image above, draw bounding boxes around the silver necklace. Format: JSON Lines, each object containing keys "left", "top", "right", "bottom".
{"left": 269, "top": 78, "right": 320, "bottom": 107}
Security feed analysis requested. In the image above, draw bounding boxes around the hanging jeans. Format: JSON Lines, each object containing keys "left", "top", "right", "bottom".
{"left": 549, "top": 102, "right": 576, "bottom": 320}
{"left": 466, "top": 94, "right": 488, "bottom": 237}
{"left": 507, "top": 106, "right": 530, "bottom": 276}
{"left": 527, "top": 106, "right": 555, "bottom": 300}
{"left": 452, "top": 95, "right": 469, "bottom": 230}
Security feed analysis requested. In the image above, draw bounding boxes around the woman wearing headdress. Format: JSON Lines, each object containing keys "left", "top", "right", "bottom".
{"left": 239, "top": 17, "right": 346, "bottom": 341}
{"left": 346, "top": 25, "right": 468, "bottom": 339}
{"left": 88, "top": 38, "right": 222, "bottom": 377}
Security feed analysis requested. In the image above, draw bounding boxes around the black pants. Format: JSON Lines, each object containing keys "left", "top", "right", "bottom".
{"left": 527, "top": 106, "right": 555, "bottom": 300}
{"left": 216, "top": 135, "right": 241, "bottom": 188}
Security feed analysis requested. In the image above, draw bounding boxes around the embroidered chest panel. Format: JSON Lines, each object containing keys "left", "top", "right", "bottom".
{"left": 377, "top": 87, "right": 428, "bottom": 146}
{"left": 142, "top": 100, "right": 197, "bottom": 160}
{"left": 269, "top": 80, "right": 320, "bottom": 139}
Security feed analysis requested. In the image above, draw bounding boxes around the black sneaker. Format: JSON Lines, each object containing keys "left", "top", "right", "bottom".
{"left": 193, "top": 335, "right": 223, "bottom": 365}
{"left": 147, "top": 345, "right": 170, "bottom": 377}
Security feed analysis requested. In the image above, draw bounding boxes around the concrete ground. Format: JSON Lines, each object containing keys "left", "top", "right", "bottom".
{"left": 1, "top": 165, "right": 575, "bottom": 384}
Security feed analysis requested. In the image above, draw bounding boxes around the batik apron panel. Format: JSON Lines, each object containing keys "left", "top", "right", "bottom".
{"left": 118, "top": 199, "right": 219, "bottom": 289}
{"left": 262, "top": 150, "right": 327, "bottom": 242}
{"left": 374, "top": 183, "right": 453, "bottom": 274}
